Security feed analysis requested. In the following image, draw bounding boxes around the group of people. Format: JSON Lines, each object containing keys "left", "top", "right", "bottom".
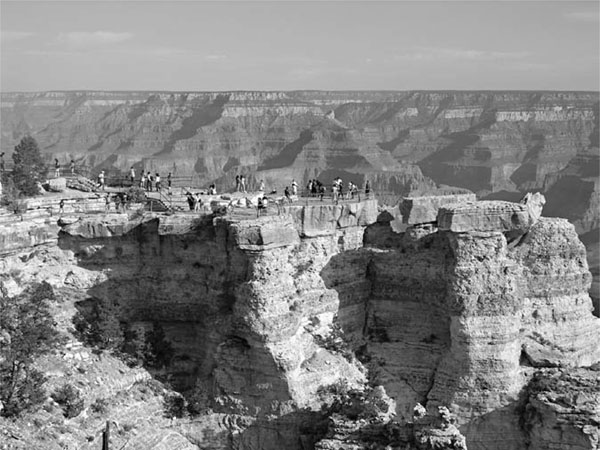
{"left": 235, "top": 175, "right": 247, "bottom": 193}
{"left": 106, "top": 192, "right": 130, "bottom": 212}
{"left": 331, "top": 178, "right": 371, "bottom": 203}
{"left": 306, "top": 179, "right": 327, "bottom": 200}
{"left": 185, "top": 192, "right": 204, "bottom": 211}
{"left": 53, "top": 159, "right": 77, "bottom": 178}
{"left": 139, "top": 171, "right": 163, "bottom": 192}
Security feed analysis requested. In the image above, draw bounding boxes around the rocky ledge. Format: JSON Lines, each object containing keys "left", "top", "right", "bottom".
{"left": 0, "top": 195, "right": 598, "bottom": 450}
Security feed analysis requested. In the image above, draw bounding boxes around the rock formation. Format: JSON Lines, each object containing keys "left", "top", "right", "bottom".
{"left": 3, "top": 90, "right": 597, "bottom": 304}
{"left": 0, "top": 193, "right": 598, "bottom": 450}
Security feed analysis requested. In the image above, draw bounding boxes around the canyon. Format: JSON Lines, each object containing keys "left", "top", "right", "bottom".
{"left": 2, "top": 90, "right": 598, "bottom": 306}
{"left": 0, "top": 193, "right": 598, "bottom": 449}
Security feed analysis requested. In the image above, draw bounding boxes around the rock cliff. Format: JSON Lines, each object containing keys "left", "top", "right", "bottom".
{"left": 0, "top": 195, "right": 598, "bottom": 450}
{"left": 3, "top": 90, "right": 598, "bottom": 305}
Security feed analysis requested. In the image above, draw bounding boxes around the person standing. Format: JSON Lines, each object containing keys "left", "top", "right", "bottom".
{"left": 365, "top": 180, "right": 371, "bottom": 198}
{"left": 291, "top": 179, "right": 298, "bottom": 196}
{"left": 259, "top": 179, "right": 265, "bottom": 192}
{"left": 146, "top": 172, "right": 153, "bottom": 191}
{"left": 140, "top": 172, "right": 146, "bottom": 189}
{"left": 129, "top": 167, "right": 135, "bottom": 184}
{"left": 54, "top": 159, "right": 60, "bottom": 177}
{"left": 98, "top": 170, "right": 105, "bottom": 190}
{"left": 240, "top": 175, "right": 246, "bottom": 193}
{"left": 155, "top": 173, "right": 161, "bottom": 191}
{"left": 58, "top": 199, "right": 65, "bottom": 215}
{"left": 70, "top": 159, "right": 75, "bottom": 175}
{"left": 167, "top": 172, "right": 172, "bottom": 191}
{"left": 235, "top": 175, "right": 240, "bottom": 192}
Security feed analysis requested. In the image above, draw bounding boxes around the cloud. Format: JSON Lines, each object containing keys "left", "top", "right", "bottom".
{"left": 1, "top": 31, "right": 35, "bottom": 43}
{"left": 205, "top": 54, "right": 228, "bottom": 61}
{"left": 394, "top": 46, "right": 530, "bottom": 62}
{"left": 564, "top": 11, "right": 599, "bottom": 23}
{"left": 56, "top": 31, "right": 133, "bottom": 49}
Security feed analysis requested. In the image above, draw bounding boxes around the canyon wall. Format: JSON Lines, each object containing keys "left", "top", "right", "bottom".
{"left": 3, "top": 90, "right": 598, "bottom": 306}
{"left": 1, "top": 194, "right": 598, "bottom": 449}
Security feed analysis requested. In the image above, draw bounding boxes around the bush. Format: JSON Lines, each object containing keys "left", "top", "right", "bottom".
{"left": 163, "top": 393, "right": 186, "bottom": 419}
{"left": 186, "top": 380, "right": 210, "bottom": 416}
{"left": 90, "top": 397, "right": 109, "bottom": 415}
{"left": 52, "top": 384, "right": 84, "bottom": 418}
{"left": 74, "top": 298, "right": 124, "bottom": 350}
{"left": 0, "top": 282, "right": 62, "bottom": 417}
{"left": 126, "top": 186, "right": 146, "bottom": 203}
{"left": 0, "top": 176, "right": 27, "bottom": 213}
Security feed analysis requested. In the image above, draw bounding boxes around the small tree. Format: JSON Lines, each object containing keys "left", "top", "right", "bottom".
{"left": 11, "top": 136, "right": 47, "bottom": 196}
{"left": 0, "top": 282, "right": 63, "bottom": 417}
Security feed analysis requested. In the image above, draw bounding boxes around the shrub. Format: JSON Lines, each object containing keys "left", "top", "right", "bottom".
{"left": 74, "top": 298, "right": 124, "bottom": 350}
{"left": 90, "top": 397, "right": 109, "bottom": 415}
{"left": 126, "top": 186, "right": 146, "bottom": 203}
{"left": 186, "top": 380, "right": 210, "bottom": 416}
{"left": 52, "top": 384, "right": 84, "bottom": 418}
{"left": 163, "top": 393, "right": 186, "bottom": 419}
{"left": 0, "top": 282, "right": 62, "bottom": 417}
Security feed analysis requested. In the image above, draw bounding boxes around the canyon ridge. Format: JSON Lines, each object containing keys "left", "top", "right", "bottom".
{"left": 1, "top": 90, "right": 598, "bottom": 304}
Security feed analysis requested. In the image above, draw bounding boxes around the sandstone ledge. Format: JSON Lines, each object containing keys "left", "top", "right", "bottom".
{"left": 438, "top": 200, "right": 534, "bottom": 233}
{"left": 401, "top": 193, "right": 476, "bottom": 225}
{"left": 282, "top": 199, "right": 378, "bottom": 237}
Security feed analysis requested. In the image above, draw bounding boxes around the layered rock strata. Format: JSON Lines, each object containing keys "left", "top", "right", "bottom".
{"left": 0, "top": 193, "right": 598, "bottom": 450}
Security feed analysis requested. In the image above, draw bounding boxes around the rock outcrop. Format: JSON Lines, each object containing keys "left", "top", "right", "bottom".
{"left": 3, "top": 90, "right": 598, "bottom": 302}
{"left": 0, "top": 193, "right": 598, "bottom": 450}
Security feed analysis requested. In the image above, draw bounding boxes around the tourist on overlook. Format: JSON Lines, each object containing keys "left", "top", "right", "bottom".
{"left": 167, "top": 172, "right": 172, "bottom": 191}
{"left": 240, "top": 175, "right": 246, "bottom": 193}
{"left": 58, "top": 199, "right": 64, "bottom": 215}
{"left": 332, "top": 183, "right": 339, "bottom": 204}
{"left": 235, "top": 175, "right": 240, "bottom": 192}
{"left": 259, "top": 179, "right": 265, "bottom": 192}
{"left": 209, "top": 184, "right": 217, "bottom": 195}
{"left": 284, "top": 186, "right": 292, "bottom": 203}
{"left": 98, "top": 170, "right": 105, "bottom": 190}
{"left": 291, "top": 179, "right": 298, "bottom": 196}
{"left": 70, "top": 160, "right": 75, "bottom": 175}
{"left": 140, "top": 173, "right": 146, "bottom": 189}
{"left": 186, "top": 192, "right": 195, "bottom": 211}
{"left": 54, "top": 159, "right": 60, "bottom": 177}
{"left": 129, "top": 167, "right": 135, "bottom": 184}
{"left": 104, "top": 194, "right": 110, "bottom": 211}
{"left": 155, "top": 173, "right": 161, "bottom": 191}
{"left": 194, "top": 193, "right": 201, "bottom": 212}
{"left": 146, "top": 172, "right": 153, "bottom": 191}
{"left": 365, "top": 180, "right": 371, "bottom": 199}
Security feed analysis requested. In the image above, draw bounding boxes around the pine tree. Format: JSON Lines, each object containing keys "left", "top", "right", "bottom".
{"left": 11, "top": 136, "right": 46, "bottom": 196}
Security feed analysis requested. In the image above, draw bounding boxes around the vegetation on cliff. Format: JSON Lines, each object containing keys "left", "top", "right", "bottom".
{"left": 0, "top": 282, "right": 62, "bottom": 417}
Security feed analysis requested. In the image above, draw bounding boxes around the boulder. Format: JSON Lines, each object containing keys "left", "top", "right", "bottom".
{"left": 45, "top": 177, "right": 67, "bottom": 192}
{"left": 437, "top": 201, "right": 533, "bottom": 233}
{"left": 401, "top": 193, "right": 476, "bottom": 225}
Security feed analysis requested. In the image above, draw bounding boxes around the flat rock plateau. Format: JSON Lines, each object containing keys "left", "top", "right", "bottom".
{"left": 2, "top": 90, "right": 598, "bottom": 307}
{"left": 0, "top": 192, "right": 598, "bottom": 450}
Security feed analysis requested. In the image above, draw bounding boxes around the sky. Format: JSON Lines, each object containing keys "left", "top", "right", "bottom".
{"left": 1, "top": 0, "right": 599, "bottom": 92}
